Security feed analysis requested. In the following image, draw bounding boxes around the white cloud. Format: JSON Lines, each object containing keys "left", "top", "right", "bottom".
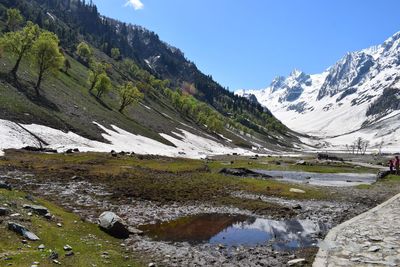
{"left": 124, "top": 0, "right": 144, "bottom": 10}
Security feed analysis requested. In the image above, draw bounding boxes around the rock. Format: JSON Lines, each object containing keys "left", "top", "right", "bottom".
{"left": 369, "top": 236, "right": 383, "bottom": 242}
{"left": 317, "top": 153, "right": 343, "bottom": 161}
{"left": 38, "top": 244, "right": 45, "bottom": 250}
{"left": 65, "top": 251, "right": 74, "bottom": 257}
{"left": 57, "top": 223, "right": 62, "bottom": 227}
{"left": 219, "top": 168, "right": 272, "bottom": 178}
{"left": 0, "top": 182, "right": 12, "bottom": 191}
{"left": 292, "top": 204, "right": 302, "bottom": 210}
{"left": 21, "top": 146, "right": 57, "bottom": 153}
{"left": 44, "top": 213, "right": 52, "bottom": 219}
{"left": 289, "top": 188, "right": 306, "bottom": 194}
{"left": 49, "top": 251, "right": 59, "bottom": 260}
{"left": 287, "top": 258, "right": 306, "bottom": 266}
{"left": 63, "top": 245, "right": 72, "bottom": 251}
{"left": 98, "top": 211, "right": 130, "bottom": 239}
{"left": 23, "top": 204, "right": 49, "bottom": 216}
{"left": 148, "top": 263, "right": 156, "bottom": 267}
{"left": 0, "top": 207, "right": 11, "bottom": 216}
{"left": 73, "top": 148, "right": 80, "bottom": 152}
{"left": 8, "top": 222, "right": 40, "bottom": 241}
{"left": 53, "top": 259, "right": 61, "bottom": 265}
{"left": 71, "top": 175, "right": 83, "bottom": 180}
{"left": 368, "top": 246, "right": 380, "bottom": 252}
{"left": 295, "top": 160, "right": 306, "bottom": 165}
{"left": 376, "top": 171, "right": 391, "bottom": 180}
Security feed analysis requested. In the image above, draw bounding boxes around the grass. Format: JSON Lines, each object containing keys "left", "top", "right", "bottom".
{"left": 0, "top": 151, "right": 328, "bottom": 207}
{"left": 0, "top": 189, "right": 143, "bottom": 267}
{"left": 356, "top": 174, "right": 400, "bottom": 190}
{"left": 207, "top": 156, "right": 377, "bottom": 174}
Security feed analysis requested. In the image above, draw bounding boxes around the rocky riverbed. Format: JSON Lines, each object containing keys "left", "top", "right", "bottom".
{"left": 2, "top": 166, "right": 399, "bottom": 267}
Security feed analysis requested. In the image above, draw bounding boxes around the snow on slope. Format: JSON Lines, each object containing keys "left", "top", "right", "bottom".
{"left": 237, "top": 31, "right": 400, "bottom": 151}
{"left": 0, "top": 119, "right": 252, "bottom": 158}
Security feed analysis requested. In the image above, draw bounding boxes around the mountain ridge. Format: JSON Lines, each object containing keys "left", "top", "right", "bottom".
{"left": 236, "top": 31, "right": 400, "bottom": 152}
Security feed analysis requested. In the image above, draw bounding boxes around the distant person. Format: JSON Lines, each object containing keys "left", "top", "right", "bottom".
{"left": 389, "top": 159, "right": 394, "bottom": 174}
{"left": 395, "top": 156, "right": 400, "bottom": 175}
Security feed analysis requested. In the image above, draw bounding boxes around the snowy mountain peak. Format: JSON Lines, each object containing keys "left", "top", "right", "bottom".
{"left": 290, "top": 69, "right": 304, "bottom": 78}
{"left": 235, "top": 31, "right": 400, "bottom": 150}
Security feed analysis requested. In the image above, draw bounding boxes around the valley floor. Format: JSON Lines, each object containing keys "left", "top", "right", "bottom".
{"left": 0, "top": 150, "right": 399, "bottom": 266}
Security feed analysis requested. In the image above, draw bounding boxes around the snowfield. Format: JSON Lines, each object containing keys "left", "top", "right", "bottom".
{"left": 0, "top": 119, "right": 252, "bottom": 158}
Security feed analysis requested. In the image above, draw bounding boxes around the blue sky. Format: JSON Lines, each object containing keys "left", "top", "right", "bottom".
{"left": 91, "top": 0, "right": 400, "bottom": 91}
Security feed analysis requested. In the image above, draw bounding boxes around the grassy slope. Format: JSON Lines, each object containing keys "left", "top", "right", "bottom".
{"left": 0, "top": 48, "right": 201, "bottom": 146}
{"left": 0, "top": 189, "right": 143, "bottom": 267}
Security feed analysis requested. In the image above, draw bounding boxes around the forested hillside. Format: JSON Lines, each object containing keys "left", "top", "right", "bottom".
{"left": 0, "top": 0, "right": 300, "bottom": 152}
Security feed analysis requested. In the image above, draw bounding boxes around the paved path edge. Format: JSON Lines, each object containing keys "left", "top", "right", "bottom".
{"left": 312, "top": 192, "right": 400, "bottom": 267}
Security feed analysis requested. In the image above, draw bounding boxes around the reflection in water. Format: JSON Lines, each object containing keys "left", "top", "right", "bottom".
{"left": 139, "top": 214, "right": 327, "bottom": 250}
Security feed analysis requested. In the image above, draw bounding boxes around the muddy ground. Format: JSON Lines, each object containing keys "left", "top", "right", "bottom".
{"left": 1, "top": 151, "right": 399, "bottom": 267}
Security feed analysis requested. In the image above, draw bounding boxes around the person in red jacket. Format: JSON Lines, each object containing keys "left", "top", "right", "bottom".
{"left": 395, "top": 156, "right": 400, "bottom": 175}
{"left": 389, "top": 159, "right": 394, "bottom": 174}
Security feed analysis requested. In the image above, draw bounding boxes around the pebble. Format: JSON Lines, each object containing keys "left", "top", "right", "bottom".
{"left": 65, "top": 251, "right": 74, "bottom": 257}
{"left": 57, "top": 223, "right": 62, "bottom": 227}
{"left": 287, "top": 258, "right": 306, "bottom": 266}
{"left": 63, "top": 245, "right": 72, "bottom": 251}
{"left": 368, "top": 246, "right": 380, "bottom": 252}
{"left": 38, "top": 244, "right": 45, "bottom": 250}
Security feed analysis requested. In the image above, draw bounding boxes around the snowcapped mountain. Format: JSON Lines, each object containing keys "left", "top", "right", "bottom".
{"left": 236, "top": 32, "right": 400, "bottom": 151}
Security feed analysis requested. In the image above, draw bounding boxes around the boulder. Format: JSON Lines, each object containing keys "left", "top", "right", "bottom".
{"left": 23, "top": 204, "right": 50, "bottom": 216}
{"left": 98, "top": 211, "right": 130, "bottom": 239}
{"left": 8, "top": 222, "right": 40, "bottom": 241}
{"left": 219, "top": 168, "right": 272, "bottom": 179}
{"left": 317, "top": 153, "right": 343, "bottom": 162}
{"left": 289, "top": 188, "right": 306, "bottom": 194}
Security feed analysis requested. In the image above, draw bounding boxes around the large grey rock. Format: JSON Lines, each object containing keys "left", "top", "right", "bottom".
{"left": 8, "top": 222, "right": 40, "bottom": 241}
{"left": 98, "top": 211, "right": 130, "bottom": 239}
{"left": 23, "top": 204, "right": 49, "bottom": 216}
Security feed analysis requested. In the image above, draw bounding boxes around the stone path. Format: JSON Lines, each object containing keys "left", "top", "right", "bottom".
{"left": 313, "top": 193, "right": 400, "bottom": 267}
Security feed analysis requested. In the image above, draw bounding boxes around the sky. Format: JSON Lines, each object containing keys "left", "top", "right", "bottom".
{"left": 91, "top": 0, "right": 400, "bottom": 91}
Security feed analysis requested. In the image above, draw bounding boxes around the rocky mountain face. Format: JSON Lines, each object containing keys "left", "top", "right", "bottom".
{"left": 237, "top": 32, "right": 400, "bottom": 151}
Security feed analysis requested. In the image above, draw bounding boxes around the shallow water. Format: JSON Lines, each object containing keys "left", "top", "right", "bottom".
{"left": 139, "top": 214, "right": 327, "bottom": 250}
{"left": 254, "top": 170, "right": 376, "bottom": 187}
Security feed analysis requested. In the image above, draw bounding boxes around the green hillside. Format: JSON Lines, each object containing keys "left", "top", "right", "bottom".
{"left": 0, "top": 0, "right": 301, "bottom": 151}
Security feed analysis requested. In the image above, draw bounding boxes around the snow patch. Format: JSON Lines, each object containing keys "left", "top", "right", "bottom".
{"left": 0, "top": 119, "right": 252, "bottom": 159}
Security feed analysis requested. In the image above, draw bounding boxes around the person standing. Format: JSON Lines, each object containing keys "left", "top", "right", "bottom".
{"left": 395, "top": 156, "right": 400, "bottom": 175}
{"left": 389, "top": 159, "right": 394, "bottom": 174}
